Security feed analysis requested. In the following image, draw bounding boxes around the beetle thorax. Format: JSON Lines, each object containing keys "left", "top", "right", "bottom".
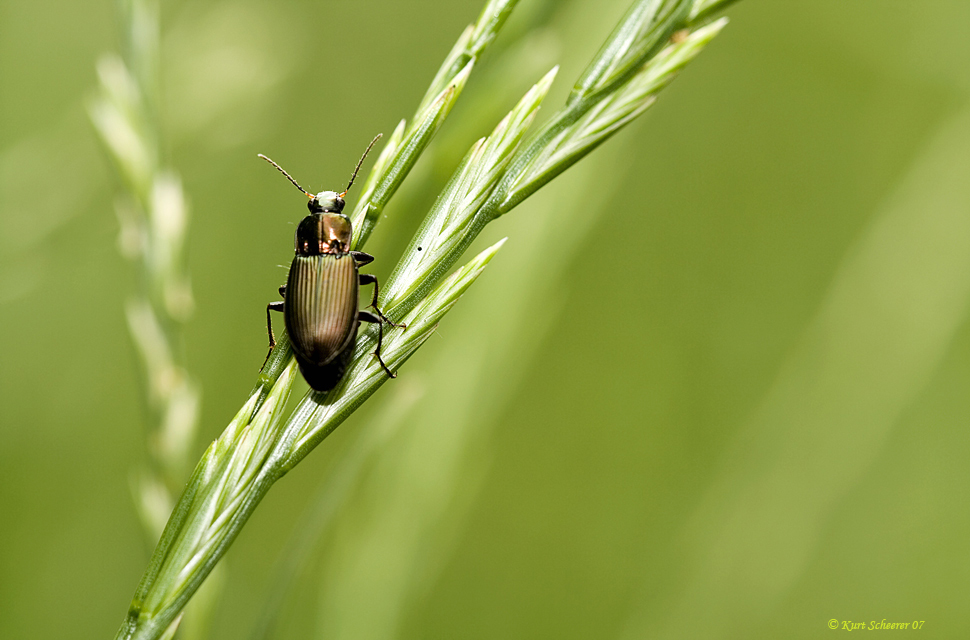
{"left": 295, "top": 212, "right": 353, "bottom": 255}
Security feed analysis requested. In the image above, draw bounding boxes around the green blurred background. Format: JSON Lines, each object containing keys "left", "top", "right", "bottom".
{"left": 3, "top": 0, "right": 970, "bottom": 638}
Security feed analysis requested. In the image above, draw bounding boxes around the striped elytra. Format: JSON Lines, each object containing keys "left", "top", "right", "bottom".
{"left": 285, "top": 253, "right": 358, "bottom": 368}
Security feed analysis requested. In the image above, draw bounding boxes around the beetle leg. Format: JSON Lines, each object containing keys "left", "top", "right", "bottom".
{"left": 358, "top": 273, "right": 407, "bottom": 329}
{"left": 263, "top": 301, "right": 285, "bottom": 367}
{"left": 350, "top": 251, "right": 374, "bottom": 267}
{"left": 278, "top": 284, "right": 286, "bottom": 297}
{"left": 359, "top": 311, "right": 396, "bottom": 378}
{"left": 266, "top": 301, "right": 285, "bottom": 347}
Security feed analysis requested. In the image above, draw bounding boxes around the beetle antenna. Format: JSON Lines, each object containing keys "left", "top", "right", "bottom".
{"left": 258, "top": 154, "right": 312, "bottom": 199}
{"left": 341, "top": 133, "right": 382, "bottom": 196}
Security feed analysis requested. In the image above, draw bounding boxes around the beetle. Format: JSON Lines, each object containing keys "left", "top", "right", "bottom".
{"left": 258, "top": 134, "right": 403, "bottom": 391}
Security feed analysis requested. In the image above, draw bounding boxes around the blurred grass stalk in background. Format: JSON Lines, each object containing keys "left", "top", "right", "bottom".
{"left": 90, "top": 0, "right": 196, "bottom": 532}
{"left": 109, "top": 1, "right": 738, "bottom": 638}
{"left": 89, "top": 0, "right": 199, "bottom": 529}
{"left": 88, "top": 0, "right": 220, "bottom": 638}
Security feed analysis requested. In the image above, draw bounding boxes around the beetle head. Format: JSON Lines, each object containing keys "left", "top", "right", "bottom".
{"left": 308, "top": 190, "right": 345, "bottom": 213}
